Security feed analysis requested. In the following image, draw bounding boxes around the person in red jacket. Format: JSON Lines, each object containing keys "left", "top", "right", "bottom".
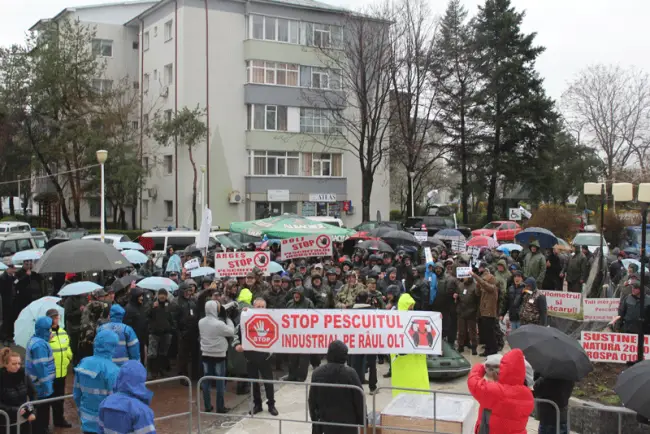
{"left": 468, "top": 349, "right": 534, "bottom": 434}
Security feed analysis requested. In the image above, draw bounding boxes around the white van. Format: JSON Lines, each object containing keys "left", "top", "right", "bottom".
{"left": 83, "top": 233, "right": 131, "bottom": 245}
{"left": 305, "top": 216, "right": 345, "bottom": 228}
{"left": 0, "top": 221, "right": 31, "bottom": 233}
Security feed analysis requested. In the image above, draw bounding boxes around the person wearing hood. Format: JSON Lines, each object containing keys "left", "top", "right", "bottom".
{"left": 306, "top": 274, "right": 334, "bottom": 309}
{"left": 616, "top": 263, "right": 641, "bottom": 299}
{"left": 284, "top": 286, "right": 314, "bottom": 382}
{"left": 565, "top": 244, "right": 588, "bottom": 293}
{"left": 26, "top": 316, "right": 55, "bottom": 433}
{"left": 0, "top": 348, "right": 36, "bottom": 434}
{"left": 173, "top": 281, "right": 199, "bottom": 384}
{"left": 501, "top": 271, "right": 526, "bottom": 330}
{"left": 47, "top": 309, "right": 73, "bottom": 429}
{"left": 79, "top": 289, "right": 111, "bottom": 361}
{"left": 430, "top": 262, "right": 455, "bottom": 343}
{"left": 324, "top": 268, "right": 342, "bottom": 294}
{"left": 122, "top": 287, "right": 148, "bottom": 365}
{"left": 455, "top": 275, "right": 479, "bottom": 355}
{"left": 74, "top": 329, "right": 120, "bottom": 434}
{"left": 199, "top": 300, "right": 235, "bottom": 413}
{"left": 382, "top": 267, "right": 404, "bottom": 294}
{"left": 523, "top": 241, "right": 546, "bottom": 288}
{"left": 468, "top": 348, "right": 534, "bottom": 434}
{"left": 309, "top": 340, "right": 364, "bottom": 434}
{"left": 385, "top": 284, "right": 401, "bottom": 310}
{"left": 519, "top": 278, "right": 548, "bottom": 326}
{"left": 543, "top": 246, "right": 563, "bottom": 291}
{"left": 99, "top": 360, "right": 155, "bottom": 434}
{"left": 147, "top": 288, "right": 175, "bottom": 379}
{"left": 409, "top": 265, "right": 430, "bottom": 311}
{"left": 98, "top": 304, "right": 140, "bottom": 367}
{"left": 616, "top": 281, "right": 650, "bottom": 334}
{"left": 494, "top": 259, "right": 511, "bottom": 297}
{"left": 335, "top": 272, "right": 365, "bottom": 309}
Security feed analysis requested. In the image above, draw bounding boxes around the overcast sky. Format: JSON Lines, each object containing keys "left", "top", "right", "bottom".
{"left": 1, "top": 0, "right": 648, "bottom": 100}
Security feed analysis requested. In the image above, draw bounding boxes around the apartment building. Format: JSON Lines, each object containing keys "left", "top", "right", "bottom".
{"left": 31, "top": 0, "right": 391, "bottom": 229}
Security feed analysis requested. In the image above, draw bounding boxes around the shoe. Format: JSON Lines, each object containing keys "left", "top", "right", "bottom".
{"left": 268, "top": 405, "right": 279, "bottom": 416}
{"left": 369, "top": 388, "right": 378, "bottom": 395}
{"left": 456, "top": 346, "right": 465, "bottom": 353}
{"left": 54, "top": 420, "right": 73, "bottom": 428}
{"left": 377, "top": 358, "right": 384, "bottom": 365}
{"left": 361, "top": 379, "right": 368, "bottom": 384}
{"left": 383, "top": 371, "right": 391, "bottom": 378}
{"left": 204, "top": 406, "right": 214, "bottom": 413}
{"left": 250, "top": 405, "right": 263, "bottom": 415}
{"left": 217, "top": 407, "right": 230, "bottom": 414}
{"left": 471, "top": 347, "right": 478, "bottom": 356}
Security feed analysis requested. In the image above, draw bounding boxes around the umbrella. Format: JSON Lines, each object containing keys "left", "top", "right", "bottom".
{"left": 122, "top": 250, "right": 149, "bottom": 265}
{"left": 421, "top": 237, "right": 445, "bottom": 248}
{"left": 433, "top": 229, "right": 466, "bottom": 241}
{"left": 114, "top": 241, "right": 145, "bottom": 251}
{"left": 622, "top": 258, "right": 649, "bottom": 273}
{"left": 497, "top": 243, "right": 523, "bottom": 252}
{"left": 507, "top": 324, "right": 593, "bottom": 381}
{"left": 268, "top": 261, "right": 284, "bottom": 274}
{"left": 230, "top": 214, "right": 355, "bottom": 239}
{"left": 381, "top": 230, "right": 420, "bottom": 247}
{"left": 0, "top": 262, "right": 7, "bottom": 271}
{"left": 182, "top": 244, "right": 201, "bottom": 256}
{"left": 368, "top": 226, "right": 393, "bottom": 237}
{"left": 34, "top": 240, "right": 128, "bottom": 273}
{"left": 356, "top": 240, "right": 394, "bottom": 254}
{"left": 615, "top": 360, "right": 650, "bottom": 418}
{"left": 190, "top": 267, "right": 216, "bottom": 278}
{"left": 138, "top": 276, "right": 179, "bottom": 292}
{"left": 259, "top": 239, "right": 281, "bottom": 250}
{"left": 467, "top": 236, "right": 499, "bottom": 249}
{"left": 58, "top": 281, "right": 103, "bottom": 297}
{"left": 166, "top": 254, "right": 182, "bottom": 273}
{"left": 12, "top": 249, "right": 43, "bottom": 265}
{"left": 111, "top": 275, "right": 142, "bottom": 292}
{"left": 14, "top": 297, "right": 64, "bottom": 348}
{"left": 515, "top": 227, "right": 558, "bottom": 249}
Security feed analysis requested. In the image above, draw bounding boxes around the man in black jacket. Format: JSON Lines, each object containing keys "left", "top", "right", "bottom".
{"left": 501, "top": 271, "right": 526, "bottom": 331}
{"left": 309, "top": 340, "right": 364, "bottom": 434}
{"left": 533, "top": 376, "right": 574, "bottom": 434}
{"left": 123, "top": 287, "right": 149, "bottom": 364}
{"left": 172, "top": 282, "right": 199, "bottom": 384}
{"left": 263, "top": 275, "right": 286, "bottom": 309}
{"left": 147, "top": 288, "right": 175, "bottom": 379}
{"left": 409, "top": 265, "right": 429, "bottom": 311}
{"left": 0, "top": 263, "right": 16, "bottom": 344}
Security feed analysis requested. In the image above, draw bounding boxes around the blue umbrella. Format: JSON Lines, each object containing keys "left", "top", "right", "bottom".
{"left": 166, "top": 254, "right": 182, "bottom": 273}
{"left": 497, "top": 243, "right": 523, "bottom": 252}
{"left": 515, "top": 227, "right": 558, "bottom": 249}
{"left": 12, "top": 249, "right": 43, "bottom": 265}
{"left": 114, "top": 241, "right": 145, "bottom": 251}
{"left": 433, "top": 229, "right": 466, "bottom": 241}
{"left": 190, "top": 267, "right": 216, "bottom": 278}
{"left": 121, "top": 250, "right": 149, "bottom": 265}
{"left": 0, "top": 262, "right": 7, "bottom": 271}
{"left": 57, "top": 281, "right": 102, "bottom": 297}
{"left": 14, "top": 296, "right": 64, "bottom": 348}
{"left": 622, "top": 258, "right": 649, "bottom": 274}
{"left": 268, "top": 261, "right": 284, "bottom": 274}
{"left": 138, "top": 276, "right": 179, "bottom": 292}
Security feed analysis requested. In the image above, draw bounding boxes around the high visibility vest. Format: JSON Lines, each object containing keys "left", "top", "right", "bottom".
{"left": 49, "top": 327, "right": 73, "bottom": 378}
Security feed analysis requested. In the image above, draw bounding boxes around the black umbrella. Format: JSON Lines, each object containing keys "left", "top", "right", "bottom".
{"left": 111, "top": 274, "right": 142, "bottom": 292}
{"left": 183, "top": 244, "right": 202, "bottom": 257}
{"left": 507, "top": 324, "right": 593, "bottom": 381}
{"left": 356, "top": 240, "right": 394, "bottom": 254}
{"left": 421, "top": 237, "right": 445, "bottom": 248}
{"left": 615, "top": 360, "right": 650, "bottom": 418}
{"left": 34, "top": 240, "right": 129, "bottom": 274}
{"left": 381, "top": 230, "right": 420, "bottom": 247}
{"left": 368, "top": 226, "right": 393, "bottom": 237}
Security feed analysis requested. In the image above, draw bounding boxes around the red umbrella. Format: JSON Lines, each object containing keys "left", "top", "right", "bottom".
{"left": 467, "top": 235, "right": 499, "bottom": 249}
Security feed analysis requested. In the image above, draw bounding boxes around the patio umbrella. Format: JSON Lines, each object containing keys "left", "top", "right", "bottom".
{"left": 433, "top": 229, "right": 466, "bottom": 242}
{"left": 114, "top": 241, "right": 145, "bottom": 251}
{"left": 34, "top": 240, "right": 128, "bottom": 273}
{"left": 615, "top": 360, "right": 650, "bottom": 419}
{"left": 137, "top": 276, "right": 179, "bottom": 292}
{"left": 515, "top": 227, "right": 558, "bottom": 249}
{"left": 381, "top": 230, "right": 420, "bottom": 247}
{"left": 421, "top": 237, "right": 445, "bottom": 248}
{"left": 12, "top": 249, "right": 43, "bottom": 265}
{"left": 356, "top": 240, "right": 394, "bottom": 254}
{"left": 507, "top": 324, "right": 593, "bottom": 381}
{"left": 14, "top": 297, "right": 64, "bottom": 348}
{"left": 467, "top": 236, "right": 499, "bottom": 249}
{"left": 111, "top": 275, "right": 142, "bottom": 292}
{"left": 230, "top": 214, "right": 355, "bottom": 239}
{"left": 497, "top": 243, "right": 523, "bottom": 252}
{"left": 368, "top": 226, "right": 393, "bottom": 237}
{"left": 190, "top": 267, "right": 216, "bottom": 278}
{"left": 58, "top": 281, "right": 102, "bottom": 297}
{"left": 122, "top": 250, "right": 149, "bottom": 265}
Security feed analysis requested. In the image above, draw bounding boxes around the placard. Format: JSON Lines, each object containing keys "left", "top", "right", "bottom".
{"left": 456, "top": 267, "right": 472, "bottom": 279}
{"left": 508, "top": 208, "right": 522, "bottom": 221}
{"left": 583, "top": 298, "right": 620, "bottom": 322}
{"left": 214, "top": 251, "right": 270, "bottom": 277}
{"left": 424, "top": 247, "right": 433, "bottom": 264}
{"left": 581, "top": 331, "right": 650, "bottom": 363}
{"left": 414, "top": 231, "right": 428, "bottom": 242}
{"left": 451, "top": 240, "right": 467, "bottom": 253}
{"left": 241, "top": 309, "right": 442, "bottom": 355}
{"left": 539, "top": 290, "right": 582, "bottom": 314}
{"left": 184, "top": 258, "right": 200, "bottom": 271}
{"left": 280, "top": 234, "right": 332, "bottom": 260}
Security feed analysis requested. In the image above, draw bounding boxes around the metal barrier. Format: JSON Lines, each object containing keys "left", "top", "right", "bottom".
{"left": 0, "top": 409, "right": 9, "bottom": 434}
{"left": 16, "top": 375, "right": 192, "bottom": 434}
{"left": 567, "top": 402, "right": 637, "bottom": 434}
{"left": 196, "top": 375, "right": 367, "bottom": 434}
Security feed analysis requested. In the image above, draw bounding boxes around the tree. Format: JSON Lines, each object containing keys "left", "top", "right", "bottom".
{"left": 562, "top": 64, "right": 650, "bottom": 203}
{"left": 153, "top": 106, "right": 207, "bottom": 230}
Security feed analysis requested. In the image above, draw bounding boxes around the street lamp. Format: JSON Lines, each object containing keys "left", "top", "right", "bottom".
{"left": 200, "top": 165, "right": 206, "bottom": 209}
{"left": 613, "top": 182, "right": 650, "bottom": 363}
{"left": 409, "top": 171, "right": 416, "bottom": 218}
{"left": 96, "top": 150, "right": 108, "bottom": 242}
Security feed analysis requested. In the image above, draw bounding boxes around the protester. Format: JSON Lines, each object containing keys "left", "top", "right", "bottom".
{"left": 123, "top": 287, "right": 149, "bottom": 365}
{"left": 473, "top": 263, "right": 499, "bottom": 357}
{"left": 524, "top": 241, "right": 546, "bottom": 288}
{"left": 616, "top": 282, "right": 650, "bottom": 333}
{"left": 25, "top": 316, "right": 55, "bottom": 434}
{"left": 350, "top": 292, "right": 378, "bottom": 394}
{"left": 74, "top": 329, "right": 120, "bottom": 434}
{"left": 47, "top": 309, "right": 73, "bottom": 429}
{"left": 174, "top": 282, "right": 199, "bottom": 385}
{"left": 98, "top": 304, "right": 140, "bottom": 367}
{"left": 78, "top": 289, "right": 110, "bottom": 361}
{"left": 501, "top": 271, "right": 525, "bottom": 330}
{"left": 0, "top": 262, "right": 16, "bottom": 345}
{"left": 309, "top": 340, "right": 364, "bottom": 434}
{"left": 284, "top": 286, "right": 314, "bottom": 382}
{"left": 455, "top": 275, "right": 479, "bottom": 355}
{"left": 336, "top": 272, "right": 365, "bottom": 308}
{"left": 0, "top": 348, "right": 36, "bottom": 434}
{"left": 533, "top": 375, "right": 575, "bottom": 434}
{"left": 63, "top": 293, "right": 86, "bottom": 364}
{"left": 409, "top": 265, "right": 430, "bottom": 310}
{"left": 543, "top": 247, "right": 563, "bottom": 291}
{"left": 565, "top": 245, "right": 588, "bottom": 293}
{"left": 14, "top": 260, "right": 44, "bottom": 315}
{"left": 519, "top": 278, "right": 548, "bottom": 326}
{"left": 147, "top": 288, "right": 175, "bottom": 379}
{"left": 98, "top": 361, "right": 156, "bottom": 434}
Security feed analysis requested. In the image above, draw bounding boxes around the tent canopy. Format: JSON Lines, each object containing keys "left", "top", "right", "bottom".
{"left": 230, "top": 214, "right": 355, "bottom": 239}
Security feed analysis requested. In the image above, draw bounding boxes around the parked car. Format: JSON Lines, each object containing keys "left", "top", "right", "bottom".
{"left": 31, "top": 231, "right": 48, "bottom": 249}
{"left": 0, "top": 221, "right": 31, "bottom": 233}
{"left": 471, "top": 221, "right": 522, "bottom": 242}
{"left": 404, "top": 216, "right": 471, "bottom": 238}
{"left": 0, "top": 233, "right": 39, "bottom": 259}
{"left": 353, "top": 221, "right": 405, "bottom": 232}
{"left": 572, "top": 232, "right": 610, "bottom": 257}
{"left": 623, "top": 225, "right": 650, "bottom": 253}
{"left": 83, "top": 233, "right": 131, "bottom": 245}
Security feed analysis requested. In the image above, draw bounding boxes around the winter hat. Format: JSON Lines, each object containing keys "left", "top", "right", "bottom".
{"left": 326, "top": 340, "right": 348, "bottom": 364}
{"left": 524, "top": 277, "right": 537, "bottom": 290}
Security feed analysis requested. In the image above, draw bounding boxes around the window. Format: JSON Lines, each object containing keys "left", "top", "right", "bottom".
{"left": 300, "top": 108, "right": 342, "bottom": 134}
{"left": 131, "top": 121, "right": 139, "bottom": 130}
{"left": 307, "top": 23, "right": 342, "bottom": 48}
{"left": 247, "top": 61, "right": 298, "bottom": 86}
{"left": 143, "top": 73, "right": 150, "bottom": 92}
{"left": 249, "top": 151, "right": 300, "bottom": 176}
{"left": 88, "top": 199, "right": 113, "bottom": 218}
{"left": 143, "top": 114, "right": 149, "bottom": 128}
{"left": 153, "top": 26, "right": 158, "bottom": 37}
{"left": 153, "top": 69, "right": 158, "bottom": 80}
{"left": 249, "top": 104, "right": 287, "bottom": 131}
{"left": 302, "top": 201, "right": 341, "bottom": 217}
{"left": 132, "top": 41, "right": 139, "bottom": 50}
{"left": 255, "top": 201, "right": 297, "bottom": 219}
{"left": 91, "top": 79, "right": 113, "bottom": 94}
{"left": 313, "top": 24, "right": 330, "bottom": 47}
{"left": 91, "top": 39, "right": 113, "bottom": 57}
{"left": 164, "top": 109, "right": 173, "bottom": 122}
{"left": 250, "top": 15, "right": 299, "bottom": 44}
{"left": 164, "top": 200, "right": 173, "bottom": 219}
{"left": 164, "top": 20, "right": 173, "bottom": 41}
{"left": 312, "top": 67, "right": 329, "bottom": 89}
{"left": 302, "top": 152, "right": 342, "bottom": 176}
{"left": 301, "top": 66, "right": 341, "bottom": 89}
{"left": 143, "top": 31, "right": 150, "bottom": 50}
{"left": 164, "top": 155, "right": 173, "bottom": 175}
{"left": 142, "top": 199, "right": 149, "bottom": 219}
{"left": 143, "top": 156, "right": 149, "bottom": 173}
{"left": 164, "top": 64, "right": 173, "bottom": 85}
{"left": 265, "top": 16, "right": 276, "bottom": 40}
{"left": 252, "top": 15, "right": 264, "bottom": 39}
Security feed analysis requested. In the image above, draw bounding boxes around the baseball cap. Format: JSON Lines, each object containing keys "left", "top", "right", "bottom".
{"left": 245, "top": 272, "right": 256, "bottom": 278}
{"left": 93, "top": 288, "right": 108, "bottom": 298}
{"left": 46, "top": 309, "right": 60, "bottom": 318}
{"left": 272, "top": 274, "right": 282, "bottom": 282}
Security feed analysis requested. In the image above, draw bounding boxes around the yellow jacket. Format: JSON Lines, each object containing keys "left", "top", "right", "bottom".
{"left": 50, "top": 326, "right": 73, "bottom": 378}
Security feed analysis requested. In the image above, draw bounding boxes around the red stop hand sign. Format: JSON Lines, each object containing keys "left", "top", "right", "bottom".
{"left": 245, "top": 314, "right": 279, "bottom": 349}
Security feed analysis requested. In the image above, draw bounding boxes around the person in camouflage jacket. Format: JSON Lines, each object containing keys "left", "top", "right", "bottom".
{"left": 335, "top": 272, "right": 365, "bottom": 308}
{"left": 78, "top": 290, "right": 111, "bottom": 360}
{"left": 519, "top": 278, "right": 548, "bottom": 326}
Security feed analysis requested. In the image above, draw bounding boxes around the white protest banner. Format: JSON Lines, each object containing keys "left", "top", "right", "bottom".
{"left": 241, "top": 309, "right": 442, "bottom": 355}
{"left": 583, "top": 298, "right": 620, "bottom": 322}
{"left": 424, "top": 247, "right": 433, "bottom": 264}
{"left": 468, "top": 246, "right": 481, "bottom": 260}
{"left": 581, "top": 331, "right": 650, "bottom": 364}
{"left": 451, "top": 240, "right": 467, "bottom": 253}
{"left": 414, "top": 231, "right": 428, "bottom": 242}
{"left": 184, "top": 258, "right": 200, "bottom": 271}
{"left": 539, "top": 290, "right": 582, "bottom": 314}
{"left": 280, "top": 234, "right": 332, "bottom": 260}
{"left": 456, "top": 267, "right": 472, "bottom": 279}
{"left": 214, "top": 251, "right": 270, "bottom": 277}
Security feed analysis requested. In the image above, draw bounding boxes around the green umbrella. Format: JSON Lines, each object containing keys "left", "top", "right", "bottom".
{"left": 229, "top": 214, "right": 355, "bottom": 240}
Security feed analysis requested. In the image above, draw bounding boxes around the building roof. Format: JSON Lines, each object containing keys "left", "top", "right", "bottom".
{"left": 30, "top": 0, "right": 158, "bottom": 30}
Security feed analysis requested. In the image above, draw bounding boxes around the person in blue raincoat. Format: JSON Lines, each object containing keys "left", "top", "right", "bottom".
{"left": 99, "top": 360, "right": 155, "bottom": 434}
{"left": 74, "top": 329, "right": 120, "bottom": 434}
{"left": 25, "top": 316, "right": 56, "bottom": 433}
{"left": 98, "top": 304, "right": 140, "bottom": 366}
{"left": 424, "top": 261, "right": 438, "bottom": 308}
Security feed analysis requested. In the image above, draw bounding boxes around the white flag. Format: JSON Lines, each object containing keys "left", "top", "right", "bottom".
{"left": 196, "top": 207, "right": 212, "bottom": 249}
{"left": 493, "top": 230, "right": 498, "bottom": 242}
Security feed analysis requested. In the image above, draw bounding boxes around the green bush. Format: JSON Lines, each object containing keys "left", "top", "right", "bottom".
{"left": 389, "top": 209, "right": 403, "bottom": 221}
{"left": 525, "top": 205, "right": 578, "bottom": 241}
{"left": 0, "top": 214, "right": 28, "bottom": 222}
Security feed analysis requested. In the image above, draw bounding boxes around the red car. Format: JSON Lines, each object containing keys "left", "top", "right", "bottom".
{"left": 471, "top": 221, "right": 522, "bottom": 242}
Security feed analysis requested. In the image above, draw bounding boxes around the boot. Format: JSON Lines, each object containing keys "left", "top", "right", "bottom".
{"left": 147, "top": 358, "right": 157, "bottom": 380}
{"left": 456, "top": 345, "right": 465, "bottom": 353}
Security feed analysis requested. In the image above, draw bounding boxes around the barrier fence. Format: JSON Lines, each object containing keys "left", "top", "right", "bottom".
{"left": 0, "top": 409, "right": 9, "bottom": 434}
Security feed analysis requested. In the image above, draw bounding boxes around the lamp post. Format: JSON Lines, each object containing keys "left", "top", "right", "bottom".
{"left": 96, "top": 150, "right": 108, "bottom": 242}
{"left": 409, "top": 171, "right": 416, "bottom": 218}
{"left": 200, "top": 165, "right": 206, "bottom": 209}
{"left": 613, "top": 182, "right": 650, "bottom": 363}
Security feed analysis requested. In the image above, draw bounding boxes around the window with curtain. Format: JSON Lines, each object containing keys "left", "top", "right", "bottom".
{"left": 249, "top": 105, "right": 287, "bottom": 131}
{"left": 302, "top": 153, "right": 342, "bottom": 176}
{"left": 252, "top": 15, "right": 264, "bottom": 39}
{"left": 249, "top": 151, "right": 300, "bottom": 176}
{"left": 248, "top": 61, "right": 298, "bottom": 86}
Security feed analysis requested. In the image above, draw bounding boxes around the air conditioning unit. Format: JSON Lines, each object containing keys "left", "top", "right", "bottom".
{"left": 160, "top": 86, "right": 169, "bottom": 97}
{"left": 147, "top": 186, "right": 158, "bottom": 199}
{"left": 229, "top": 191, "right": 243, "bottom": 204}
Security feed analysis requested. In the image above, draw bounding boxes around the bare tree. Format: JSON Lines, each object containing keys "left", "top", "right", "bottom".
{"left": 563, "top": 64, "right": 650, "bottom": 201}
